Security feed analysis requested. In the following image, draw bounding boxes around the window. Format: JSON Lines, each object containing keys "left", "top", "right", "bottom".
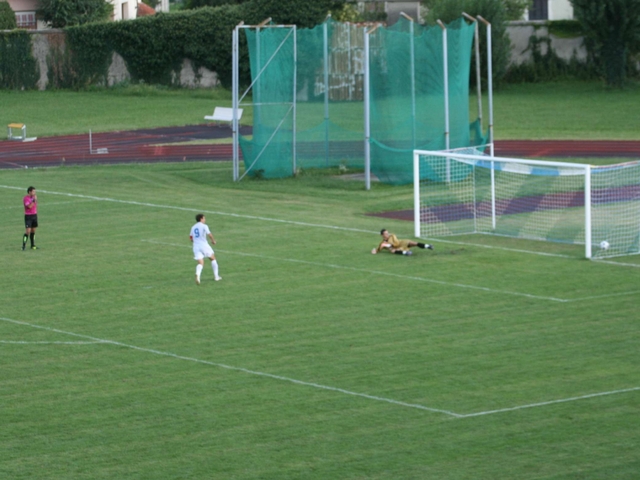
{"left": 529, "top": 0, "right": 548, "bottom": 20}
{"left": 16, "top": 11, "right": 37, "bottom": 29}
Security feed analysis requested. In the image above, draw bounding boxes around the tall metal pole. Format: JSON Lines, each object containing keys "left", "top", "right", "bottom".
{"left": 410, "top": 17, "right": 416, "bottom": 148}
{"left": 323, "top": 20, "right": 330, "bottom": 166}
{"left": 437, "top": 20, "right": 450, "bottom": 152}
{"left": 463, "top": 12, "right": 482, "bottom": 131}
{"left": 401, "top": 12, "right": 416, "bottom": 148}
{"left": 478, "top": 16, "right": 494, "bottom": 156}
{"left": 364, "top": 27, "right": 372, "bottom": 191}
{"left": 438, "top": 20, "right": 450, "bottom": 184}
{"left": 292, "top": 25, "right": 297, "bottom": 176}
{"left": 232, "top": 23, "right": 242, "bottom": 181}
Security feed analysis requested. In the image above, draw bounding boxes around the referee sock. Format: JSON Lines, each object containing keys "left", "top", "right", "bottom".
{"left": 30, "top": 232, "right": 35, "bottom": 247}
{"left": 22, "top": 234, "right": 28, "bottom": 248}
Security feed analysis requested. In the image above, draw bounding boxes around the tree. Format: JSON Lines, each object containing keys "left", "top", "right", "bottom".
{"left": 571, "top": 0, "right": 640, "bottom": 87}
{"left": 245, "top": 0, "right": 346, "bottom": 28}
{"left": 183, "top": 0, "right": 248, "bottom": 12}
{"left": 503, "top": 0, "right": 529, "bottom": 20}
{"left": 38, "top": 0, "right": 112, "bottom": 28}
{"left": 0, "top": 1, "right": 17, "bottom": 29}
{"left": 183, "top": 0, "right": 346, "bottom": 27}
{"left": 423, "top": 0, "right": 529, "bottom": 21}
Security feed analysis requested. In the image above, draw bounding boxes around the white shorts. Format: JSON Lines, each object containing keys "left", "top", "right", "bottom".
{"left": 193, "top": 244, "right": 214, "bottom": 260}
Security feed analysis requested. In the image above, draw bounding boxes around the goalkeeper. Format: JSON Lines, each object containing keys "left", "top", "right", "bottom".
{"left": 371, "top": 229, "right": 433, "bottom": 256}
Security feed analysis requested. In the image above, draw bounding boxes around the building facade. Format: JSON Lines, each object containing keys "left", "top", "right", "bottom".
{"left": 526, "top": 0, "right": 574, "bottom": 21}
{"left": 6, "top": 0, "right": 169, "bottom": 28}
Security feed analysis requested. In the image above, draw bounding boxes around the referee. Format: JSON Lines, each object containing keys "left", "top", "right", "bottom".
{"left": 22, "top": 186, "right": 38, "bottom": 250}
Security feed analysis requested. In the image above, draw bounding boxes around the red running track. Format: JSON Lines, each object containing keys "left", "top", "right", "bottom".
{"left": 0, "top": 125, "right": 251, "bottom": 169}
{"left": 1, "top": 125, "right": 638, "bottom": 169}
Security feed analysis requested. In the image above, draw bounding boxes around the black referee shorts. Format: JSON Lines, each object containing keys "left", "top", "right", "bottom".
{"left": 25, "top": 214, "right": 38, "bottom": 229}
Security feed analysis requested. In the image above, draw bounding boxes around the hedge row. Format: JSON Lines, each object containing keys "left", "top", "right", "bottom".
{"left": 60, "top": 0, "right": 341, "bottom": 89}
{"left": 0, "top": 30, "right": 39, "bottom": 89}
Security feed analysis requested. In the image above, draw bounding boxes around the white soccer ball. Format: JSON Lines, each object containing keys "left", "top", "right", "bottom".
{"left": 600, "top": 240, "right": 610, "bottom": 250}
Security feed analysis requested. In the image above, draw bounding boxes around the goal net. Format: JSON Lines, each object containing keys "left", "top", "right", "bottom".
{"left": 413, "top": 149, "right": 640, "bottom": 259}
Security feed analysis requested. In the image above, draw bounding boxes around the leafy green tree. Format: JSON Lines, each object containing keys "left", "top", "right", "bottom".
{"left": 424, "top": 0, "right": 511, "bottom": 85}
{"left": 38, "top": 0, "right": 112, "bottom": 28}
{"left": 503, "top": 0, "right": 529, "bottom": 20}
{"left": 423, "top": 0, "right": 529, "bottom": 21}
{"left": 235, "top": 0, "right": 345, "bottom": 28}
{"left": 570, "top": 0, "right": 640, "bottom": 87}
{"left": 183, "top": 0, "right": 248, "bottom": 11}
{"left": 183, "top": 0, "right": 345, "bottom": 27}
{"left": 0, "top": 1, "right": 17, "bottom": 29}
{"left": 330, "top": 2, "right": 360, "bottom": 23}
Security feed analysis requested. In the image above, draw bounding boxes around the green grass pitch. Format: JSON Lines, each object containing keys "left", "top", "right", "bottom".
{"left": 1, "top": 161, "right": 639, "bottom": 479}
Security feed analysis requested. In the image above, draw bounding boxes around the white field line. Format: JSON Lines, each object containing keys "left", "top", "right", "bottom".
{"left": 568, "top": 290, "right": 640, "bottom": 301}
{"left": 592, "top": 259, "right": 640, "bottom": 269}
{"left": 2, "top": 182, "right": 637, "bottom": 286}
{"left": 0, "top": 184, "right": 617, "bottom": 262}
{"left": 151, "top": 238, "right": 640, "bottom": 303}
{"left": 0, "top": 340, "right": 105, "bottom": 345}
{"left": 144, "top": 240, "right": 568, "bottom": 303}
{"left": 2, "top": 315, "right": 637, "bottom": 419}
{"left": 0, "top": 316, "right": 461, "bottom": 418}
{"left": 433, "top": 237, "right": 574, "bottom": 259}
{"left": 459, "top": 387, "right": 640, "bottom": 418}
{"left": 0, "top": 185, "right": 373, "bottom": 234}
{"left": 0, "top": 199, "right": 96, "bottom": 211}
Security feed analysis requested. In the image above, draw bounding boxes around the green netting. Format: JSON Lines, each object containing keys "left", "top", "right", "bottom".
{"left": 240, "top": 18, "right": 487, "bottom": 183}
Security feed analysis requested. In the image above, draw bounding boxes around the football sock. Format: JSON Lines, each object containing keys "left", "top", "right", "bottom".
{"left": 394, "top": 251, "right": 404, "bottom": 255}
{"left": 30, "top": 232, "right": 35, "bottom": 247}
{"left": 196, "top": 264, "right": 203, "bottom": 278}
{"left": 417, "top": 243, "right": 426, "bottom": 248}
{"left": 211, "top": 260, "right": 219, "bottom": 277}
{"left": 22, "top": 234, "right": 28, "bottom": 248}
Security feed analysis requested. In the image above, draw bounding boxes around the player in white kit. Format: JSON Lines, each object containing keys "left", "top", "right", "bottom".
{"left": 189, "top": 214, "right": 221, "bottom": 285}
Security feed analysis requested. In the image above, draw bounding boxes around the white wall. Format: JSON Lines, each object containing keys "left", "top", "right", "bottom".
{"left": 548, "top": 0, "right": 573, "bottom": 20}
{"left": 109, "top": 0, "right": 137, "bottom": 21}
{"left": 525, "top": 0, "right": 574, "bottom": 21}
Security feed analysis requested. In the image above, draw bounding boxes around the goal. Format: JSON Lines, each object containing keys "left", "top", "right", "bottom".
{"left": 413, "top": 149, "right": 640, "bottom": 259}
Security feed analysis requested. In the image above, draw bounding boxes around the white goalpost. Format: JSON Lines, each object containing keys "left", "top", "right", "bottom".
{"left": 414, "top": 149, "right": 640, "bottom": 259}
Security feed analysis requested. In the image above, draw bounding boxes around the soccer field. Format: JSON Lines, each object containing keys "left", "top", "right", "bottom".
{"left": 1, "top": 161, "right": 639, "bottom": 479}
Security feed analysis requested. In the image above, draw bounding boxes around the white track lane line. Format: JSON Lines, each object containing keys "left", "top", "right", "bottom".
{"left": 0, "top": 316, "right": 461, "bottom": 418}
{"left": 144, "top": 240, "right": 569, "bottom": 303}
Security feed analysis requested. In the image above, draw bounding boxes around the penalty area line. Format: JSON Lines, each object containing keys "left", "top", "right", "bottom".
{"left": 144, "top": 239, "right": 568, "bottom": 303}
{"left": 459, "top": 387, "right": 640, "bottom": 418}
{"left": 3, "top": 315, "right": 636, "bottom": 419}
{"left": 0, "top": 316, "right": 461, "bottom": 418}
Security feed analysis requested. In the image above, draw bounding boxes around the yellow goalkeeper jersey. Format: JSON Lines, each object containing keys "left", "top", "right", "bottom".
{"left": 378, "top": 233, "right": 411, "bottom": 252}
